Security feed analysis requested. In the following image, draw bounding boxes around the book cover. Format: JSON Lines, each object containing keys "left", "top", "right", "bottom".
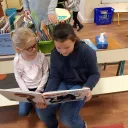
{"left": 0, "top": 16, "right": 6, "bottom": 29}
{"left": 14, "top": 14, "right": 24, "bottom": 29}
{"left": 30, "top": 10, "right": 48, "bottom": 40}
{"left": 0, "top": 89, "right": 45, "bottom": 104}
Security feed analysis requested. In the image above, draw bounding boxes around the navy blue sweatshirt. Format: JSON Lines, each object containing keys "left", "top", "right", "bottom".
{"left": 45, "top": 41, "right": 100, "bottom": 92}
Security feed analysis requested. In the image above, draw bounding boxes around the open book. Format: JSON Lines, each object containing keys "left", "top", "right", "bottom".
{"left": 0, "top": 88, "right": 90, "bottom": 105}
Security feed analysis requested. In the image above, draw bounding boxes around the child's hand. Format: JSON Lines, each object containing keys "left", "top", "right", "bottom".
{"left": 24, "top": 10, "right": 31, "bottom": 20}
{"left": 48, "top": 14, "right": 57, "bottom": 24}
{"left": 35, "top": 89, "right": 41, "bottom": 93}
{"left": 83, "top": 87, "right": 92, "bottom": 102}
{"left": 36, "top": 102, "right": 47, "bottom": 109}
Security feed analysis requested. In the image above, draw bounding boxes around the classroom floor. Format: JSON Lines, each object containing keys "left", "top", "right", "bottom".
{"left": 77, "top": 20, "right": 128, "bottom": 78}
{"left": 0, "top": 91, "right": 128, "bottom": 128}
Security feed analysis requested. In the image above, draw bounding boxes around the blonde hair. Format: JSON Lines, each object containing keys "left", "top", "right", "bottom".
{"left": 10, "top": 27, "right": 36, "bottom": 53}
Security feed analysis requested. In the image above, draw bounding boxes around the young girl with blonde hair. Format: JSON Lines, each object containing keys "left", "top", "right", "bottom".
{"left": 11, "top": 27, "right": 49, "bottom": 116}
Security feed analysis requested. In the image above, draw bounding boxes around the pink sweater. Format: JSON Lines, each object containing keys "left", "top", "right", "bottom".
{"left": 13, "top": 52, "right": 49, "bottom": 91}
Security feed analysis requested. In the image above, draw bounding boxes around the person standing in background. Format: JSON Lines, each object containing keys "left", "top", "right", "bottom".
{"left": 22, "top": 0, "right": 58, "bottom": 24}
{"left": 56, "top": 0, "right": 66, "bottom": 8}
{"left": 67, "top": 0, "right": 84, "bottom": 31}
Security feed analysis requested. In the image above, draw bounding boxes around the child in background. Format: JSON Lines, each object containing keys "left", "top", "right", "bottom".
{"left": 23, "top": 0, "right": 58, "bottom": 24}
{"left": 36, "top": 23, "right": 100, "bottom": 128}
{"left": 67, "top": 0, "right": 84, "bottom": 31}
{"left": 10, "top": 27, "right": 49, "bottom": 116}
{"left": 56, "top": 0, "right": 66, "bottom": 8}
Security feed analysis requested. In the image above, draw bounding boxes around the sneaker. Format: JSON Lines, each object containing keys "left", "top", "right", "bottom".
{"left": 85, "top": 122, "right": 87, "bottom": 128}
{"left": 72, "top": 24, "right": 77, "bottom": 28}
{"left": 77, "top": 24, "right": 84, "bottom": 31}
{"left": 28, "top": 107, "right": 35, "bottom": 117}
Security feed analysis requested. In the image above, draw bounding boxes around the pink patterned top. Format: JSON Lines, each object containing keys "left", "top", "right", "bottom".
{"left": 13, "top": 52, "right": 49, "bottom": 91}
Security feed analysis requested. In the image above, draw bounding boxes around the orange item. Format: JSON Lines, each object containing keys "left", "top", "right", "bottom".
{"left": 0, "top": 74, "right": 7, "bottom": 80}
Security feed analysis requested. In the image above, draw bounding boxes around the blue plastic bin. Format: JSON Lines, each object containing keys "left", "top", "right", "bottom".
{"left": 5, "top": 8, "right": 17, "bottom": 17}
{"left": 94, "top": 7, "right": 114, "bottom": 25}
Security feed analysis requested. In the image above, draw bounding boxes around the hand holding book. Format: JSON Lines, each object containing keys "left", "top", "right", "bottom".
{"left": 83, "top": 87, "right": 92, "bottom": 102}
{"left": 36, "top": 102, "right": 47, "bottom": 109}
{"left": 24, "top": 10, "right": 31, "bottom": 20}
{"left": 48, "top": 14, "right": 57, "bottom": 24}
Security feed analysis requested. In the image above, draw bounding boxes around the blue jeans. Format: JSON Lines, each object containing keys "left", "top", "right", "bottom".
{"left": 36, "top": 82, "right": 86, "bottom": 128}
{"left": 19, "top": 88, "right": 36, "bottom": 116}
{"left": 19, "top": 102, "right": 33, "bottom": 116}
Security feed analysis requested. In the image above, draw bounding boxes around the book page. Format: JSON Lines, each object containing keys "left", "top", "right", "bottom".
{"left": 0, "top": 89, "right": 45, "bottom": 104}
{"left": 43, "top": 88, "right": 90, "bottom": 105}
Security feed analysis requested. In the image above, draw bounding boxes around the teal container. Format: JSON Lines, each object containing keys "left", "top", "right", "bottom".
{"left": 5, "top": 8, "right": 17, "bottom": 16}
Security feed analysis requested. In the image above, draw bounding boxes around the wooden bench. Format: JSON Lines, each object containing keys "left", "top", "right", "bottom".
{"left": 114, "top": 10, "right": 128, "bottom": 25}
{"left": 1, "top": 75, "right": 128, "bottom": 107}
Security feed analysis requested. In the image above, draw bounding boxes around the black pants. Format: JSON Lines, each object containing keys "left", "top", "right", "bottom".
{"left": 57, "top": 0, "right": 65, "bottom": 8}
{"left": 57, "top": 3, "right": 65, "bottom": 8}
{"left": 73, "top": 11, "right": 80, "bottom": 26}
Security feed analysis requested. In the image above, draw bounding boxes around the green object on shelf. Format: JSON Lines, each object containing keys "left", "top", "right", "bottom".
{"left": 38, "top": 40, "right": 54, "bottom": 53}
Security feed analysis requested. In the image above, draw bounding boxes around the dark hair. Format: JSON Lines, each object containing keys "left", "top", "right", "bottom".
{"left": 52, "top": 23, "right": 79, "bottom": 43}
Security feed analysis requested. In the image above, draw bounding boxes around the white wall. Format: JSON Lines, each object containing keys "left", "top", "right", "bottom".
{"left": 79, "top": 0, "right": 86, "bottom": 22}
{"left": 79, "top": 0, "right": 128, "bottom": 23}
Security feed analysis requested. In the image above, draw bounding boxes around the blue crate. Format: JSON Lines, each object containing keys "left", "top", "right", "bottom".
{"left": 94, "top": 7, "right": 114, "bottom": 25}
